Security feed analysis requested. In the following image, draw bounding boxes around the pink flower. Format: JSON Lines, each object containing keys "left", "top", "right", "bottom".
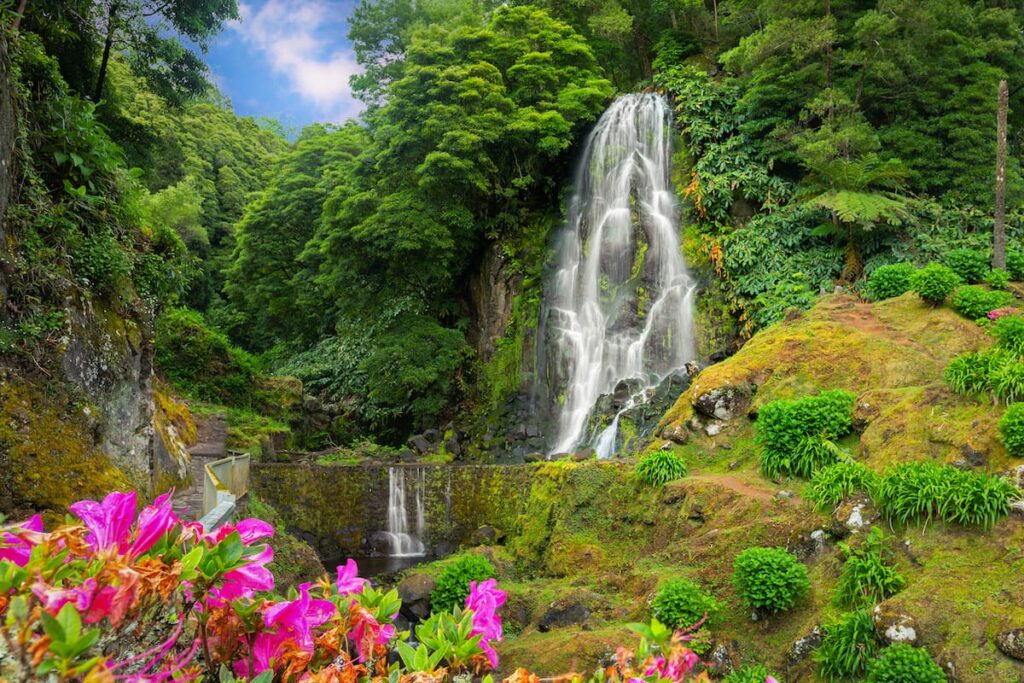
{"left": 210, "top": 544, "right": 275, "bottom": 603}
{"left": 349, "top": 606, "right": 393, "bottom": 662}
{"left": 989, "top": 307, "right": 1021, "bottom": 321}
{"left": 32, "top": 578, "right": 97, "bottom": 613}
{"left": 465, "top": 578, "right": 506, "bottom": 669}
{"left": 236, "top": 583, "right": 335, "bottom": 677}
{"left": 131, "top": 491, "right": 177, "bottom": 557}
{"left": 766, "top": 677, "right": 779, "bottom": 683}
{"left": 336, "top": 558, "right": 368, "bottom": 597}
{"left": 205, "top": 518, "right": 273, "bottom": 545}
{"left": 0, "top": 514, "right": 43, "bottom": 566}
{"left": 70, "top": 491, "right": 137, "bottom": 552}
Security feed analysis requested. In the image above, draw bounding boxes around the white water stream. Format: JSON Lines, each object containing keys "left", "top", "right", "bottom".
{"left": 385, "top": 467, "right": 426, "bottom": 557}
{"left": 547, "top": 93, "right": 697, "bottom": 457}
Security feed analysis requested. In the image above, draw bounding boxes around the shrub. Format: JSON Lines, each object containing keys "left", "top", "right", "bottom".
{"left": 944, "top": 350, "right": 1002, "bottom": 396}
{"left": 723, "top": 665, "right": 780, "bottom": 683}
{"left": 834, "top": 529, "right": 906, "bottom": 608}
{"left": 865, "top": 644, "right": 946, "bottom": 683}
{"left": 815, "top": 609, "right": 880, "bottom": 681}
{"left": 808, "top": 460, "right": 879, "bottom": 511}
{"left": 1007, "top": 250, "right": 1024, "bottom": 281}
{"left": 1000, "top": 403, "right": 1024, "bottom": 457}
{"left": 732, "top": 547, "right": 809, "bottom": 613}
{"left": 993, "top": 315, "right": 1024, "bottom": 356}
{"left": 990, "top": 355, "right": 1024, "bottom": 404}
{"left": 430, "top": 554, "right": 496, "bottom": 614}
{"left": 651, "top": 578, "right": 719, "bottom": 630}
{"left": 864, "top": 263, "right": 915, "bottom": 301}
{"left": 876, "top": 462, "right": 1018, "bottom": 528}
{"left": 950, "top": 285, "right": 1013, "bottom": 320}
{"left": 943, "top": 248, "right": 989, "bottom": 283}
{"left": 910, "top": 263, "right": 961, "bottom": 306}
{"left": 756, "top": 390, "right": 855, "bottom": 479}
{"left": 635, "top": 450, "right": 688, "bottom": 486}
{"left": 985, "top": 268, "right": 1011, "bottom": 290}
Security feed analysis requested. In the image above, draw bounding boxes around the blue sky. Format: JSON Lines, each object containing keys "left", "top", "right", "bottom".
{"left": 203, "top": 0, "right": 364, "bottom": 130}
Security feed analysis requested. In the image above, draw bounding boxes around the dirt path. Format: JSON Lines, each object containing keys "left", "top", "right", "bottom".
{"left": 171, "top": 415, "right": 228, "bottom": 521}
{"left": 685, "top": 473, "right": 795, "bottom": 503}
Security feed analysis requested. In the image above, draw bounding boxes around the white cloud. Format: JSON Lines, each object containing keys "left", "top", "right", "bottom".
{"left": 232, "top": 0, "right": 364, "bottom": 122}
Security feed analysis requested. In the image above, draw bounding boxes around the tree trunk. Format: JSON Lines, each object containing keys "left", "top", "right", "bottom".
{"left": 12, "top": 0, "right": 27, "bottom": 30}
{"left": 994, "top": 79, "right": 1008, "bottom": 269}
{"left": 93, "top": 1, "right": 120, "bottom": 102}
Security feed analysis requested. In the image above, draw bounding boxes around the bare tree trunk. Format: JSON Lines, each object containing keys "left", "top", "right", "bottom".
{"left": 12, "top": 0, "right": 27, "bottom": 29}
{"left": 994, "top": 79, "right": 1008, "bottom": 269}
{"left": 94, "top": 1, "right": 120, "bottom": 102}
{"left": 712, "top": 0, "right": 719, "bottom": 41}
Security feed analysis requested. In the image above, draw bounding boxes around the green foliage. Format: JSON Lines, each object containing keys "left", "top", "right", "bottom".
{"left": 944, "top": 249, "right": 990, "bottom": 284}
{"left": 635, "top": 450, "right": 688, "bottom": 486}
{"left": 154, "top": 308, "right": 258, "bottom": 406}
{"left": 650, "top": 578, "right": 719, "bottom": 630}
{"left": 732, "top": 547, "right": 809, "bottom": 613}
{"left": 807, "top": 460, "right": 879, "bottom": 512}
{"left": 943, "top": 350, "right": 1005, "bottom": 396}
{"left": 756, "top": 390, "right": 855, "bottom": 480}
{"left": 815, "top": 609, "right": 880, "bottom": 681}
{"left": 1007, "top": 251, "right": 1024, "bottom": 281}
{"left": 993, "top": 315, "right": 1024, "bottom": 356}
{"left": 834, "top": 529, "right": 906, "bottom": 609}
{"left": 990, "top": 355, "right": 1024, "bottom": 405}
{"left": 910, "top": 263, "right": 961, "bottom": 306}
{"left": 722, "top": 665, "right": 780, "bottom": 683}
{"left": 430, "top": 555, "right": 496, "bottom": 615}
{"left": 864, "top": 263, "right": 915, "bottom": 302}
{"left": 876, "top": 462, "right": 1018, "bottom": 529}
{"left": 865, "top": 644, "right": 946, "bottom": 683}
{"left": 950, "top": 285, "right": 1014, "bottom": 321}
{"left": 999, "top": 403, "right": 1024, "bottom": 457}
{"left": 985, "top": 269, "right": 1011, "bottom": 290}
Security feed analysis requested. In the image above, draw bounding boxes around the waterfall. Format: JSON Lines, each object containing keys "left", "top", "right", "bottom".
{"left": 545, "top": 93, "right": 697, "bottom": 457}
{"left": 385, "top": 467, "right": 426, "bottom": 557}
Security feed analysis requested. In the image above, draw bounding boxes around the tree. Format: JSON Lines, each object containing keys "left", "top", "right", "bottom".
{"left": 994, "top": 79, "right": 1008, "bottom": 270}
{"left": 92, "top": 0, "right": 238, "bottom": 103}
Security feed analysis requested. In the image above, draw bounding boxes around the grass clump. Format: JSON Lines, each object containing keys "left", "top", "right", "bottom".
{"left": 808, "top": 460, "right": 880, "bottom": 511}
{"left": 910, "top": 263, "right": 961, "bottom": 306}
{"left": 723, "top": 665, "right": 780, "bottom": 683}
{"left": 651, "top": 578, "right": 719, "bottom": 630}
{"left": 999, "top": 403, "right": 1024, "bottom": 457}
{"left": 943, "top": 248, "right": 989, "bottom": 284}
{"left": 876, "top": 462, "right": 1018, "bottom": 528}
{"left": 815, "top": 609, "right": 879, "bottom": 681}
{"left": 732, "top": 547, "right": 809, "bottom": 613}
{"left": 864, "top": 263, "right": 915, "bottom": 301}
{"left": 834, "top": 529, "right": 906, "bottom": 608}
{"left": 430, "top": 554, "right": 495, "bottom": 614}
{"left": 755, "top": 389, "right": 855, "bottom": 480}
{"left": 950, "top": 285, "right": 1013, "bottom": 320}
{"left": 993, "top": 315, "right": 1024, "bottom": 356}
{"left": 635, "top": 450, "right": 688, "bottom": 486}
{"left": 865, "top": 644, "right": 946, "bottom": 683}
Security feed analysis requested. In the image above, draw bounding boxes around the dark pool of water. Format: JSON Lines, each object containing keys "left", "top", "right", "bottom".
{"left": 326, "top": 554, "right": 427, "bottom": 578}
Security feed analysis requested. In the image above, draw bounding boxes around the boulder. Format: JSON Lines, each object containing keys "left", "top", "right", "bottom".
{"left": 705, "top": 643, "right": 735, "bottom": 677}
{"left": 573, "top": 448, "right": 595, "bottom": 462}
{"left": 661, "top": 422, "right": 689, "bottom": 445}
{"left": 786, "top": 626, "right": 822, "bottom": 667}
{"left": 873, "top": 604, "right": 918, "bottom": 645}
{"left": 409, "top": 434, "right": 433, "bottom": 454}
{"left": 995, "top": 629, "right": 1024, "bottom": 661}
{"left": 524, "top": 452, "right": 545, "bottom": 463}
{"left": 366, "top": 531, "right": 393, "bottom": 554}
{"left": 538, "top": 602, "right": 590, "bottom": 632}
{"left": 397, "top": 573, "right": 436, "bottom": 621}
{"left": 470, "top": 526, "right": 502, "bottom": 546}
{"left": 692, "top": 385, "right": 750, "bottom": 421}
{"left": 832, "top": 494, "right": 879, "bottom": 535}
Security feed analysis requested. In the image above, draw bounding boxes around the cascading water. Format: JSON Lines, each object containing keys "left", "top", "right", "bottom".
{"left": 385, "top": 467, "right": 426, "bottom": 557}
{"left": 545, "top": 93, "right": 697, "bottom": 457}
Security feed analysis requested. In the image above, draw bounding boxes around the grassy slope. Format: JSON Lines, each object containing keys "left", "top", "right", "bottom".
{"left": 409, "top": 292, "right": 1024, "bottom": 681}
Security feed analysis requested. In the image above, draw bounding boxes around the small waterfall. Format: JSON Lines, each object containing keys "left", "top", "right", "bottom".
{"left": 545, "top": 93, "right": 697, "bottom": 457}
{"left": 385, "top": 467, "right": 426, "bottom": 557}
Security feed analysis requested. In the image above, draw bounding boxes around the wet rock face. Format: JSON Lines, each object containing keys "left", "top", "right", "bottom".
{"left": 692, "top": 385, "right": 750, "bottom": 422}
{"left": 873, "top": 604, "right": 918, "bottom": 645}
{"left": 538, "top": 602, "right": 591, "bottom": 632}
{"left": 397, "top": 573, "right": 436, "bottom": 621}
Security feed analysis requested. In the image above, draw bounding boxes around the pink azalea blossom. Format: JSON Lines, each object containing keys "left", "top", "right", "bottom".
{"left": 70, "top": 491, "right": 137, "bottom": 552}
{"left": 210, "top": 544, "right": 275, "bottom": 603}
{"left": 236, "top": 583, "right": 335, "bottom": 677}
{"left": 989, "top": 307, "right": 1021, "bottom": 321}
{"left": 131, "top": 491, "right": 177, "bottom": 557}
{"left": 766, "top": 677, "right": 779, "bottom": 683}
{"left": 349, "top": 606, "right": 394, "bottom": 662}
{"left": 0, "top": 514, "right": 43, "bottom": 566}
{"left": 32, "top": 577, "right": 97, "bottom": 613}
{"left": 205, "top": 518, "right": 274, "bottom": 545}
{"left": 336, "top": 558, "right": 368, "bottom": 597}
{"left": 465, "top": 578, "right": 506, "bottom": 668}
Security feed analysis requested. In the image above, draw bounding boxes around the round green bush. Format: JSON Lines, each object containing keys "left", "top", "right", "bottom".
{"left": 910, "top": 263, "right": 962, "bottom": 306}
{"left": 865, "top": 643, "right": 946, "bottom": 683}
{"left": 756, "top": 390, "right": 855, "bottom": 480}
{"left": 815, "top": 609, "right": 879, "bottom": 680}
{"left": 943, "top": 248, "right": 989, "bottom": 283}
{"left": 864, "top": 263, "right": 915, "bottom": 301}
{"left": 993, "top": 315, "right": 1024, "bottom": 356}
{"left": 430, "top": 554, "right": 495, "bottom": 613}
{"left": 1007, "top": 250, "right": 1024, "bottom": 281}
{"left": 651, "top": 578, "right": 719, "bottom": 630}
{"left": 985, "top": 268, "right": 1011, "bottom": 290}
{"left": 635, "top": 450, "right": 688, "bottom": 486}
{"left": 723, "top": 664, "right": 779, "bottom": 683}
{"left": 1000, "top": 403, "right": 1024, "bottom": 457}
{"left": 732, "top": 547, "right": 809, "bottom": 613}
{"left": 950, "top": 285, "right": 1013, "bottom": 320}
